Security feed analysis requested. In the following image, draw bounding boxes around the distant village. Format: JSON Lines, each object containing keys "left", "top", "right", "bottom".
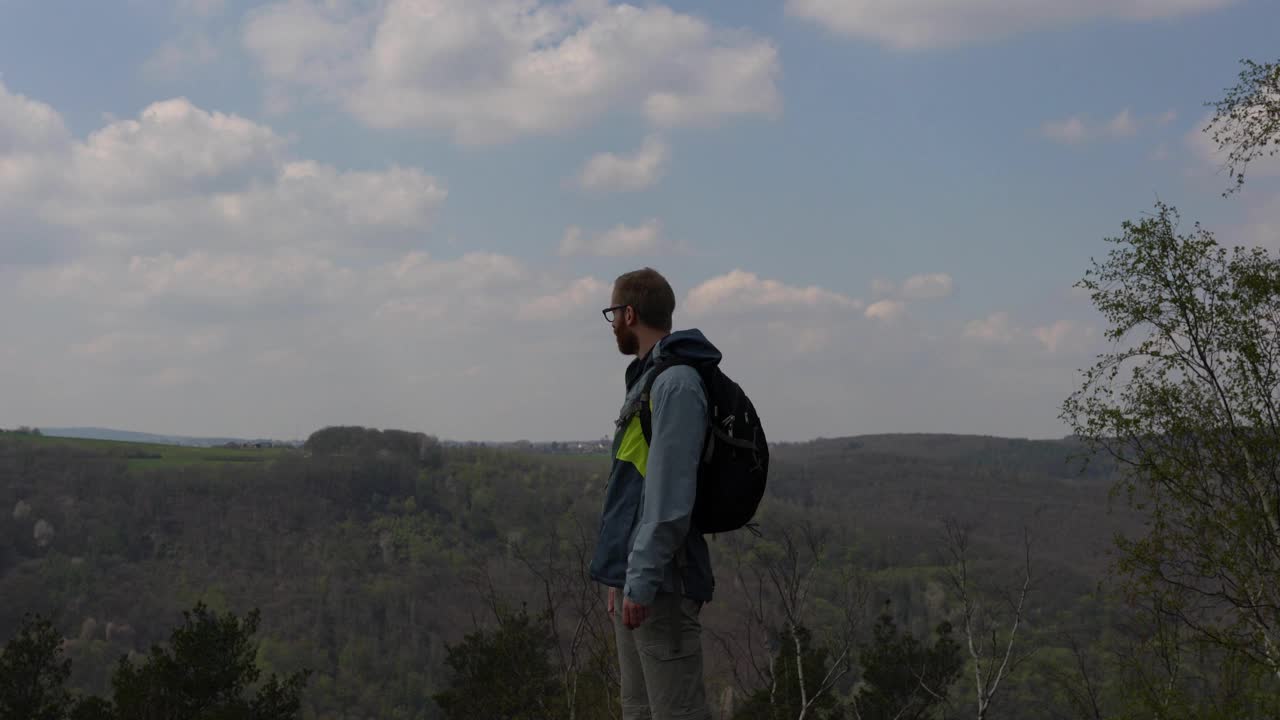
{"left": 439, "top": 438, "right": 612, "bottom": 455}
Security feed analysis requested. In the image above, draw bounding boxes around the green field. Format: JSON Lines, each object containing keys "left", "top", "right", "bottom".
{"left": 1, "top": 432, "right": 295, "bottom": 470}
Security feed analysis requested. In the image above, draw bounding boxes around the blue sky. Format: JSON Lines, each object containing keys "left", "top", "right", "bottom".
{"left": 2, "top": 0, "right": 1278, "bottom": 442}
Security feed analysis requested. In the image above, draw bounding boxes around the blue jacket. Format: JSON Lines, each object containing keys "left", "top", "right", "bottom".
{"left": 589, "top": 329, "right": 718, "bottom": 605}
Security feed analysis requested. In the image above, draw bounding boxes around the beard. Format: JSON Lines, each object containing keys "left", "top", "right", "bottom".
{"left": 614, "top": 325, "right": 639, "bottom": 355}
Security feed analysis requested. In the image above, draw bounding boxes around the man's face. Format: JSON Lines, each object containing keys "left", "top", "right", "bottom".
{"left": 611, "top": 292, "right": 639, "bottom": 356}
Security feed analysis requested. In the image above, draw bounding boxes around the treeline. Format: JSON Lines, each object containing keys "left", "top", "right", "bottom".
{"left": 0, "top": 426, "right": 43, "bottom": 436}
{"left": 2, "top": 603, "right": 307, "bottom": 720}
{"left": 303, "top": 425, "right": 444, "bottom": 469}
{"left": 2, "top": 424, "right": 1267, "bottom": 719}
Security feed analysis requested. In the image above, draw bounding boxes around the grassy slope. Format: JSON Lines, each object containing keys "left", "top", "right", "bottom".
{"left": 6, "top": 432, "right": 293, "bottom": 470}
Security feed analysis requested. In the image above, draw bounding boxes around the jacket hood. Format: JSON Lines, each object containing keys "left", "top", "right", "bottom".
{"left": 626, "top": 328, "right": 721, "bottom": 389}
{"left": 654, "top": 328, "right": 722, "bottom": 366}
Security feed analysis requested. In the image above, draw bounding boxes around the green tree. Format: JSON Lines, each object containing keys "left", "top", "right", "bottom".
{"left": 109, "top": 603, "right": 309, "bottom": 720}
{"left": 432, "top": 605, "right": 563, "bottom": 720}
{"left": 733, "top": 625, "right": 843, "bottom": 720}
{"left": 0, "top": 614, "right": 73, "bottom": 720}
{"left": 852, "top": 609, "right": 962, "bottom": 720}
{"left": 1206, "top": 58, "right": 1279, "bottom": 195}
{"left": 1062, "top": 202, "right": 1280, "bottom": 683}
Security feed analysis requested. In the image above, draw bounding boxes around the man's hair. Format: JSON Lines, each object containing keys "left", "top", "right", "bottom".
{"left": 614, "top": 267, "right": 675, "bottom": 332}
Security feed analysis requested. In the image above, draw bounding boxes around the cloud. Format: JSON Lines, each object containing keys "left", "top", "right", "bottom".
{"left": 1040, "top": 108, "right": 1168, "bottom": 145}
{"left": 1105, "top": 108, "right": 1137, "bottom": 138}
{"left": 1033, "top": 319, "right": 1094, "bottom": 353}
{"left": 1041, "top": 116, "right": 1087, "bottom": 144}
{"left": 71, "top": 98, "right": 284, "bottom": 198}
{"left": 870, "top": 277, "right": 896, "bottom": 297}
{"left": 0, "top": 93, "right": 446, "bottom": 259}
{"left": 243, "top": 0, "right": 781, "bottom": 144}
{"left": 520, "top": 276, "right": 608, "bottom": 321}
{"left": 864, "top": 299, "right": 906, "bottom": 323}
{"left": 868, "top": 273, "right": 954, "bottom": 302}
{"left": 685, "top": 270, "right": 863, "bottom": 316}
{"left": 19, "top": 250, "right": 355, "bottom": 311}
{"left": 378, "top": 251, "right": 527, "bottom": 293}
{"left": 900, "top": 272, "right": 953, "bottom": 301}
{"left": 143, "top": 34, "right": 220, "bottom": 81}
{"left": 576, "top": 135, "right": 668, "bottom": 192}
{"left": 963, "top": 311, "right": 1015, "bottom": 344}
{"left": 0, "top": 80, "right": 69, "bottom": 152}
{"left": 178, "top": 0, "right": 226, "bottom": 17}
{"left": 963, "top": 312, "right": 1096, "bottom": 354}
{"left": 1187, "top": 110, "right": 1280, "bottom": 181}
{"left": 785, "top": 0, "right": 1238, "bottom": 50}
{"left": 559, "top": 219, "right": 675, "bottom": 257}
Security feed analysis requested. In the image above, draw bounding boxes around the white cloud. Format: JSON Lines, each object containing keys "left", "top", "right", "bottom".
{"left": 1105, "top": 108, "right": 1137, "bottom": 138}
{"left": 0, "top": 94, "right": 446, "bottom": 258}
{"left": 685, "top": 270, "right": 863, "bottom": 315}
{"left": 864, "top": 299, "right": 906, "bottom": 323}
{"left": 378, "top": 251, "right": 527, "bottom": 293}
{"left": 763, "top": 320, "right": 834, "bottom": 354}
{"left": 964, "top": 311, "right": 1015, "bottom": 344}
{"left": 1040, "top": 108, "right": 1158, "bottom": 145}
{"left": 143, "top": 34, "right": 220, "bottom": 81}
{"left": 963, "top": 312, "right": 1095, "bottom": 354}
{"left": 900, "top": 272, "right": 953, "bottom": 301}
{"left": 178, "top": 0, "right": 226, "bottom": 17}
{"left": 242, "top": 0, "right": 374, "bottom": 108}
{"left": 559, "top": 219, "right": 674, "bottom": 257}
{"left": 870, "top": 277, "right": 896, "bottom": 297}
{"left": 70, "top": 98, "right": 284, "bottom": 199}
{"left": 1041, "top": 116, "right": 1087, "bottom": 144}
{"left": 576, "top": 135, "right": 668, "bottom": 192}
{"left": 520, "top": 276, "right": 608, "bottom": 321}
{"left": 244, "top": 0, "right": 781, "bottom": 144}
{"left": 1187, "top": 109, "right": 1280, "bottom": 181}
{"left": 20, "top": 250, "right": 355, "bottom": 310}
{"left": 785, "top": 0, "right": 1238, "bottom": 50}
{"left": 0, "top": 80, "right": 68, "bottom": 152}
{"left": 1033, "top": 319, "right": 1093, "bottom": 354}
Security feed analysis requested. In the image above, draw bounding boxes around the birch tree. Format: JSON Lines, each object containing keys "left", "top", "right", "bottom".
{"left": 1061, "top": 202, "right": 1280, "bottom": 682}
{"left": 943, "top": 521, "right": 1035, "bottom": 720}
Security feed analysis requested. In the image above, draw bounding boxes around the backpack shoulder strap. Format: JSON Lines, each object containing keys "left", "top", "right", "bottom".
{"left": 638, "top": 358, "right": 700, "bottom": 445}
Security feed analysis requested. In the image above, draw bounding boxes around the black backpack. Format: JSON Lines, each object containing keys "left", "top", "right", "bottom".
{"left": 636, "top": 358, "right": 769, "bottom": 535}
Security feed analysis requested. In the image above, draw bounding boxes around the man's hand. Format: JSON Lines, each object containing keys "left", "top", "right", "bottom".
{"left": 622, "top": 597, "right": 650, "bottom": 629}
{"left": 607, "top": 587, "right": 617, "bottom": 618}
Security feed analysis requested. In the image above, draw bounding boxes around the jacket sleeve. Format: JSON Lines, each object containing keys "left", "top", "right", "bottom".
{"left": 623, "top": 366, "right": 707, "bottom": 605}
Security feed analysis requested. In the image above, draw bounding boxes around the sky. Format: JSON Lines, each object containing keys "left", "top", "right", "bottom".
{"left": 1, "top": 0, "right": 1278, "bottom": 443}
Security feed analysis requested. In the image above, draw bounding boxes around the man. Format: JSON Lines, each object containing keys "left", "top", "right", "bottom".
{"left": 589, "top": 267, "right": 717, "bottom": 720}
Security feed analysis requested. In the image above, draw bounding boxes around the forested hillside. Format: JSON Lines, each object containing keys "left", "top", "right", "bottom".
{"left": 0, "top": 427, "right": 1259, "bottom": 719}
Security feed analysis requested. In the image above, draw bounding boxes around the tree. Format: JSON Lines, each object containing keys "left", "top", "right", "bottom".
{"left": 506, "top": 520, "right": 618, "bottom": 720}
{"left": 110, "top": 603, "right": 310, "bottom": 720}
{"left": 432, "top": 604, "right": 563, "bottom": 720}
{"left": 1206, "top": 58, "right": 1279, "bottom": 195}
{"left": 715, "top": 522, "right": 864, "bottom": 720}
{"left": 734, "top": 625, "right": 843, "bottom": 720}
{"left": 851, "top": 606, "right": 963, "bottom": 720}
{"left": 1062, "top": 202, "right": 1280, "bottom": 681}
{"left": 0, "top": 614, "right": 73, "bottom": 720}
{"left": 943, "top": 522, "right": 1035, "bottom": 720}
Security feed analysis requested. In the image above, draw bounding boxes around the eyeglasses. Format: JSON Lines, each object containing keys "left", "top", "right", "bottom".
{"left": 602, "top": 304, "right": 629, "bottom": 323}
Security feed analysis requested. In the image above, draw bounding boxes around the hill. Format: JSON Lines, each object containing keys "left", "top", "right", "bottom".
{"left": 0, "top": 429, "right": 1137, "bottom": 719}
{"left": 40, "top": 426, "right": 299, "bottom": 448}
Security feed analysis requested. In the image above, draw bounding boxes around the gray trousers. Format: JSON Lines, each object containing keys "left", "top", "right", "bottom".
{"left": 613, "top": 591, "right": 714, "bottom": 720}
